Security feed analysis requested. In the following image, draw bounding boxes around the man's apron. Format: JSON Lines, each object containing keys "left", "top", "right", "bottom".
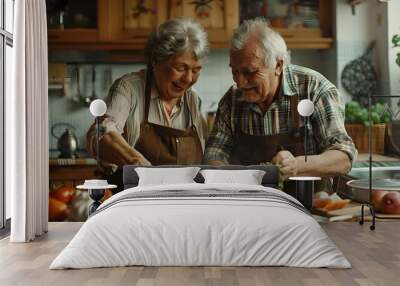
{"left": 231, "top": 95, "right": 306, "bottom": 195}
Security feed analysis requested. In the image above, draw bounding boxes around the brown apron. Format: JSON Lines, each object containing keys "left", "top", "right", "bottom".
{"left": 107, "top": 69, "right": 203, "bottom": 192}
{"left": 231, "top": 95, "right": 306, "bottom": 194}
{"left": 134, "top": 69, "right": 203, "bottom": 165}
{"left": 232, "top": 95, "right": 305, "bottom": 164}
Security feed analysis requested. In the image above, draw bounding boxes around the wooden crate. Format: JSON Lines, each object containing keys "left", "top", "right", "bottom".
{"left": 345, "top": 123, "right": 386, "bottom": 154}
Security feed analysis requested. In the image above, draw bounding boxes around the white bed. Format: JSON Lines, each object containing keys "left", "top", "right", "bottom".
{"left": 50, "top": 183, "right": 351, "bottom": 269}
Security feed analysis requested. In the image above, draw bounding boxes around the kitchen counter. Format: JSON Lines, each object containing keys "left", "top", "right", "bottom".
{"left": 49, "top": 151, "right": 99, "bottom": 181}
{"left": 356, "top": 153, "right": 400, "bottom": 162}
{"left": 49, "top": 158, "right": 97, "bottom": 166}
{"left": 48, "top": 153, "right": 400, "bottom": 167}
{"left": 335, "top": 153, "right": 400, "bottom": 203}
{"left": 353, "top": 153, "right": 400, "bottom": 168}
{"left": 49, "top": 149, "right": 97, "bottom": 166}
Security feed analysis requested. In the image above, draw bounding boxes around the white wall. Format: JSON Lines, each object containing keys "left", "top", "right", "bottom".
{"left": 49, "top": 63, "right": 145, "bottom": 154}
{"left": 388, "top": 0, "right": 400, "bottom": 96}
{"left": 335, "top": 0, "right": 390, "bottom": 102}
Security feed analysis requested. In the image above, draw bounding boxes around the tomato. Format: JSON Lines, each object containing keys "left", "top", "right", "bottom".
{"left": 51, "top": 186, "right": 75, "bottom": 204}
{"left": 49, "top": 197, "right": 70, "bottom": 221}
{"left": 101, "top": 189, "right": 113, "bottom": 202}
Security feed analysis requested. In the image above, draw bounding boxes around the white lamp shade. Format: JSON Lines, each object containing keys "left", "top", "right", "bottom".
{"left": 297, "top": 99, "right": 314, "bottom": 117}
{"left": 89, "top": 99, "right": 107, "bottom": 117}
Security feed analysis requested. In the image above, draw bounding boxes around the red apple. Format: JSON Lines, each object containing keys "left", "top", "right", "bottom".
{"left": 371, "top": 190, "right": 388, "bottom": 212}
{"left": 381, "top": 192, "right": 400, "bottom": 214}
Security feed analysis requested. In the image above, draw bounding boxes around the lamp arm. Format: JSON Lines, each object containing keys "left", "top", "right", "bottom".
{"left": 96, "top": 116, "right": 100, "bottom": 167}
{"left": 304, "top": 117, "right": 308, "bottom": 163}
{"left": 297, "top": 99, "right": 314, "bottom": 164}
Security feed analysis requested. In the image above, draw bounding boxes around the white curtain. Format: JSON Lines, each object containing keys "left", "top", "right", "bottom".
{"left": 7, "top": 0, "right": 49, "bottom": 242}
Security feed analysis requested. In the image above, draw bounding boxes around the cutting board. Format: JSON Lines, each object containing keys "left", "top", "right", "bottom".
{"left": 312, "top": 203, "right": 400, "bottom": 221}
{"left": 363, "top": 213, "right": 400, "bottom": 221}
{"left": 312, "top": 203, "right": 362, "bottom": 218}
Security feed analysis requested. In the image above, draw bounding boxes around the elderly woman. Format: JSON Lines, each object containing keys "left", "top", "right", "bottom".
{"left": 87, "top": 18, "right": 209, "bottom": 189}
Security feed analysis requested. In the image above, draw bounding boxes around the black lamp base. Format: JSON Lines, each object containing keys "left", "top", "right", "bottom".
{"left": 295, "top": 181, "right": 314, "bottom": 210}
{"left": 88, "top": 188, "right": 105, "bottom": 215}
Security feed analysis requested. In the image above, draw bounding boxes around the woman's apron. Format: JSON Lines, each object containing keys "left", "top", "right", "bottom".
{"left": 107, "top": 69, "right": 203, "bottom": 192}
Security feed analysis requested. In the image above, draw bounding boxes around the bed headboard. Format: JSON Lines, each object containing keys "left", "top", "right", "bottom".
{"left": 122, "top": 165, "right": 280, "bottom": 189}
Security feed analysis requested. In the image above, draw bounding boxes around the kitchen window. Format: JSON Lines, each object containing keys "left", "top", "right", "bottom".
{"left": 0, "top": 0, "right": 14, "bottom": 233}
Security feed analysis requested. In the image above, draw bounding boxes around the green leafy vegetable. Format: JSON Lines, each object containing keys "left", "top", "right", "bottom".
{"left": 345, "top": 101, "right": 392, "bottom": 126}
{"left": 392, "top": 34, "right": 400, "bottom": 48}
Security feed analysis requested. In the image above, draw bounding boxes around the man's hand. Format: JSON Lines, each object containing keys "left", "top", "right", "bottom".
{"left": 271, "top": 150, "right": 298, "bottom": 181}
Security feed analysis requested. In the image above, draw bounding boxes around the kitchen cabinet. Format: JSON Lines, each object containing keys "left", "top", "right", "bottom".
{"left": 48, "top": 0, "right": 332, "bottom": 50}
{"left": 168, "top": 0, "right": 238, "bottom": 48}
{"left": 48, "top": 0, "right": 236, "bottom": 50}
{"left": 48, "top": 0, "right": 168, "bottom": 50}
{"left": 47, "top": 0, "right": 109, "bottom": 47}
{"left": 106, "top": 0, "right": 168, "bottom": 47}
{"left": 280, "top": 0, "right": 333, "bottom": 49}
{"left": 49, "top": 158, "right": 99, "bottom": 188}
{"left": 240, "top": 0, "right": 333, "bottom": 49}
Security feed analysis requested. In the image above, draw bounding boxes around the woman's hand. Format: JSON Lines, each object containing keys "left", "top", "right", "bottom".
{"left": 98, "top": 131, "right": 151, "bottom": 166}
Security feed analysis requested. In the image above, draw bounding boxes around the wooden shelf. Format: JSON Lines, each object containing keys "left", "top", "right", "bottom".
{"left": 49, "top": 165, "right": 98, "bottom": 181}
{"left": 49, "top": 36, "right": 333, "bottom": 51}
{"left": 48, "top": 41, "right": 147, "bottom": 51}
{"left": 48, "top": 29, "right": 99, "bottom": 43}
{"left": 276, "top": 27, "right": 333, "bottom": 50}
{"left": 48, "top": 26, "right": 333, "bottom": 51}
{"left": 285, "top": 37, "right": 333, "bottom": 50}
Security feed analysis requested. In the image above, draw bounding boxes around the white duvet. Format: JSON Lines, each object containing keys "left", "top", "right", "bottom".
{"left": 50, "top": 183, "right": 351, "bottom": 269}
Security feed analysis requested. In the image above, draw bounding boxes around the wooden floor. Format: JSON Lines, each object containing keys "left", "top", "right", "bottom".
{"left": 0, "top": 222, "right": 399, "bottom": 286}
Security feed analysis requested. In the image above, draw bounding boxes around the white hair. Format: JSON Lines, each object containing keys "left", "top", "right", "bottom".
{"left": 231, "top": 18, "right": 290, "bottom": 68}
{"left": 145, "top": 17, "right": 209, "bottom": 65}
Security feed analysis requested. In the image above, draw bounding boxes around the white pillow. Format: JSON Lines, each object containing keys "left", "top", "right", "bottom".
{"left": 135, "top": 167, "right": 200, "bottom": 186}
{"left": 200, "top": 169, "right": 266, "bottom": 185}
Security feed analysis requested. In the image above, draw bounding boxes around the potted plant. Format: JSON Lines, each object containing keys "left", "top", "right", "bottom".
{"left": 392, "top": 34, "right": 400, "bottom": 67}
{"left": 345, "top": 101, "right": 391, "bottom": 154}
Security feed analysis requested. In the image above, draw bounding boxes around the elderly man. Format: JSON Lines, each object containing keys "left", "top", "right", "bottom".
{"left": 204, "top": 18, "right": 357, "bottom": 191}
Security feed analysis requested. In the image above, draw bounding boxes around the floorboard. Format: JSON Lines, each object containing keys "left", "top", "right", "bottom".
{"left": 0, "top": 222, "right": 399, "bottom": 286}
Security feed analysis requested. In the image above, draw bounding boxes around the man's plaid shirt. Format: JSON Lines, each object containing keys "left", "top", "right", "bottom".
{"left": 203, "top": 64, "right": 357, "bottom": 164}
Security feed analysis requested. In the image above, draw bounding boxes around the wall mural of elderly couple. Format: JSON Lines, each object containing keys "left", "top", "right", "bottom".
{"left": 81, "top": 17, "right": 356, "bottom": 204}
{"left": 49, "top": 16, "right": 360, "bottom": 270}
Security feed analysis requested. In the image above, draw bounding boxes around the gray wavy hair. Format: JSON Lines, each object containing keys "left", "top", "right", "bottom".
{"left": 231, "top": 18, "right": 290, "bottom": 68}
{"left": 145, "top": 18, "right": 209, "bottom": 65}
